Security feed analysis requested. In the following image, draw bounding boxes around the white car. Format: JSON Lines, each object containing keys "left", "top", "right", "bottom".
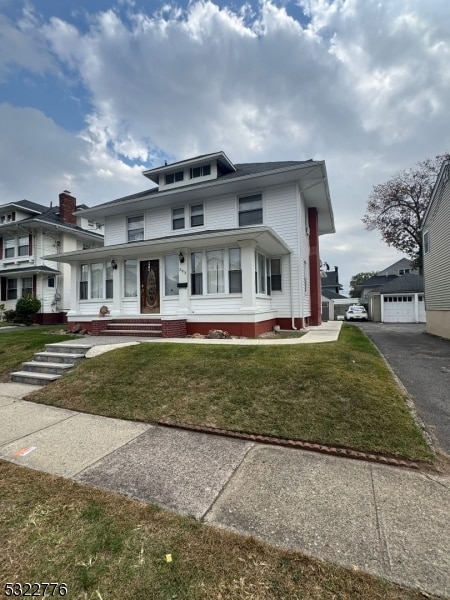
{"left": 345, "top": 305, "right": 368, "bottom": 321}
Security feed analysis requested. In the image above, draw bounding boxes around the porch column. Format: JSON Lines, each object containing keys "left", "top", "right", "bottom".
{"left": 111, "top": 260, "right": 123, "bottom": 316}
{"left": 66, "top": 263, "right": 79, "bottom": 316}
{"left": 177, "top": 247, "right": 189, "bottom": 314}
{"left": 239, "top": 239, "right": 257, "bottom": 312}
{"left": 414, "top": 293, "right": 419, "bottom": 323}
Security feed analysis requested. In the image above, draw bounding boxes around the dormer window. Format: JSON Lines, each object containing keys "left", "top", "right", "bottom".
{"left": 165, "top": 171, "right": 184, "bottom": 185}
{"left": 190, "top": 164, "right": 211, "bottom": 179}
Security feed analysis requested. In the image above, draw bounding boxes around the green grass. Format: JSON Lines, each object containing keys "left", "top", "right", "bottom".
{"left": 26, "top": 325, "right": 433, "bottom": 462}
{"left": 0, "top": 326, "right": 74, "bottom": 378}
{"left": 0, "top": 460, "right": 437, "bottom": 600}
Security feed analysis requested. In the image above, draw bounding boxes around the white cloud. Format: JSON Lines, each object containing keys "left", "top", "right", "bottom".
{"left": 1, "top": 0, "right": 450, "bottom": 290}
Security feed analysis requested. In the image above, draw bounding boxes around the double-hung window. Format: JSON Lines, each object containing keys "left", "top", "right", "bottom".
{"left": 255, "top": 252, "right": 275, "bottom": 295}
{"left": 238, "top": 194, "right": 262, "bottom": 226}
{"left": 18, "top": 236, "right": 30, "bottom": 257}
{"left": 270, "top": 258, "right": 282, "bottom": 291}
{"left": 80, "top": 265, "right": 89, "bottom": 300}
{"left": 90, "top": 263, "right": 103, "bottom": 299}
{"left": 228, "top": 248, "right": 242, "bottom": 293}
{"left": 172, "top": 208, "right": 185, "bottom": 230}
{"left": 22, "top": 277, "right": 33, "bottom": 296}
{"left": 7, "top": 278, "right": 17, "bottom": 300}
{"left": 105, "top": 262, "right": 113, "bottom": 299}
{"left": 190, "top": 204, "right": 204, "bottom": 227}
{"left": 127, "top": 216, "right": 144, "bottom": 242}
{"left": 191, "top": 252, "right": 203, "bottom": 295}
{"left": 4, "top": 238, "right": 15, "bottom": 259}
{"left": 206, "top": 250, "right": 225, "bottom": 294}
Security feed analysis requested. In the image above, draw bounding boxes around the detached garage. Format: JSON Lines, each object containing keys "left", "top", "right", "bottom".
{"left": 368, "top": 274, "right": 425, "bottom": 323}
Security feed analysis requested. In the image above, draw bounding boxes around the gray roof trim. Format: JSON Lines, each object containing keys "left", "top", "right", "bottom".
{"left": 143, "top": 150, "right": 236, "bottom": 183}
{"left": 45, "top": 226, "right": 292, "bottom": 263}
{"left": 0, "top": 200, "right": 46, "bottom": 215}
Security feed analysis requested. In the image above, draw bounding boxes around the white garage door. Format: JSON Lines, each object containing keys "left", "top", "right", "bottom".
{"left": 383, "top": 296, "right": 415, "bottom": 323}
{"left": 382, "top": 295, "right": 425, "bottom": 323}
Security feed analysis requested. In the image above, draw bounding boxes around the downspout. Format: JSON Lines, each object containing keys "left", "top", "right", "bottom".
{"left": 289, "top": 252, "right": 297, "bottom": 330}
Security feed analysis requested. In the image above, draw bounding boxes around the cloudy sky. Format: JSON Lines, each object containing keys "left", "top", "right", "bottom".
{"left": 1, "top": 0, "right": 449, "bottom": 293}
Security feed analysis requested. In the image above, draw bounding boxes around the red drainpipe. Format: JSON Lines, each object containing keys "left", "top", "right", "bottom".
{"left": 308, "top": 207, "right": 322, "bottom": 326}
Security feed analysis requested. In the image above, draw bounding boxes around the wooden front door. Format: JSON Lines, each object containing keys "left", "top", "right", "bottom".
{"left": 140, "top": 260, "right": 160, "bottom": 313}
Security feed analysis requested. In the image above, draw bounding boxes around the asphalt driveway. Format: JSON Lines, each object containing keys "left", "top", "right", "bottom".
{"left": 355, "top": 323, "right": 450, "bottom": 455}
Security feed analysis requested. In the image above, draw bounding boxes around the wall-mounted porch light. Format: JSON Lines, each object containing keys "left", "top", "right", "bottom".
{"left": 111, "top": 259, "right": 118, "bottom": 270}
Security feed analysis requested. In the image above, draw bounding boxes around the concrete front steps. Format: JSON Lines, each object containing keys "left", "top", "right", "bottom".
{"left": 11, "top": 342, "right": 92, "bottom": 386}
{"left": 99, "top": 319, "right": 162, "bottom": 337}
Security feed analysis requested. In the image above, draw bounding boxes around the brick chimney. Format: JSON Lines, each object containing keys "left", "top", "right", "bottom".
{"left": 59, "top": 190, "right": 77, "bottom": 225}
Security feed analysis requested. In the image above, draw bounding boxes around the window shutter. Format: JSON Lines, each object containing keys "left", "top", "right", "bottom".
{"left": 0, "top": 278, "right": 5, "bottom": 302}
{"left": 32, "top": 275, "right": 37, "bottom": 295}
{"left": 0, "top": 236, "right": 3, "bottom": 258}
{"left": 29, "top": 233, "right": 33, "bottom": 256}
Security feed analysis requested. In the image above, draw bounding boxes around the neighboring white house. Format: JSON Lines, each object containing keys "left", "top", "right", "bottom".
{"left": 48, "top": 151, "right": 335, "bottom": 337}
{"left": 422, "top": 159, "right": 450, "bottom": 339}
{"left": 0, "top": 192, "right": 104, "bottom": 324}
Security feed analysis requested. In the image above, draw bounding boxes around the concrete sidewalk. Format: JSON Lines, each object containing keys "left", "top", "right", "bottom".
{"left": 0, "top": 390, "right": 449, "bottom": 597}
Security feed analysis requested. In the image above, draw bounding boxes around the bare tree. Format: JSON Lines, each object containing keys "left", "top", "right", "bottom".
{"left": 362, "top": 154, "right": 449, "bottom": 272}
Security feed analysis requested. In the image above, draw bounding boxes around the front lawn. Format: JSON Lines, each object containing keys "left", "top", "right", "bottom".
{"left": 0, "top": 461, "right": 435, "bottom": 600}
{"left": 27, "top": 325, "right": 433, "bottom": 461}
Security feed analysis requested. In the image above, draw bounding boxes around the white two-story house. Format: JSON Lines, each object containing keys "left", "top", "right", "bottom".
{"left": 0, "top": 192, "right": 104, "bottom": 324}
{"left": 49, "top": 152, "right": 335, "bottom": 337}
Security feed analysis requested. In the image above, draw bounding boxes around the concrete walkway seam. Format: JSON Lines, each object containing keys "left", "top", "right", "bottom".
{"left": 156, "top": 420, "right": 421, "bottom": 470}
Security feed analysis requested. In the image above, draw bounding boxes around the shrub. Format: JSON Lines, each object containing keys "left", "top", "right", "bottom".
{"left": 15, "top": 295, "right": 41, "bottom": 325}
{"left": 4, "top": 309, "right": 19, "bottom": 323}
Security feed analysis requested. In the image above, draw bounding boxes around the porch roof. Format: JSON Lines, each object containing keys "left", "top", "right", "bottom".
{"left": 44, "top": 226, "right": 292, "bottom": 264}
{"left": 0, "top": 265, "right": 60, "bottom": 277}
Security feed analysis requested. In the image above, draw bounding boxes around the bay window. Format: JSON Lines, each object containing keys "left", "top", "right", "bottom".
{"left": 79, "top": 262, "right": 115, "bottom": 300}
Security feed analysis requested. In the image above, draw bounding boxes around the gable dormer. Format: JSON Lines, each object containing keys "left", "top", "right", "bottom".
{"left": 142, "top": 151, "right": 236, "bottom": 191}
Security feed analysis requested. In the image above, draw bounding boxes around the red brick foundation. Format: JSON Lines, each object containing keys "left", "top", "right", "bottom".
{"left": 161, "top": 319, "right": 187, "bottom": 337}
{"left": 70, "top": 317, "right": 307, "bottom": 337}
{"left": 32, "top": 312, "right": 67, "bottom": 325}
